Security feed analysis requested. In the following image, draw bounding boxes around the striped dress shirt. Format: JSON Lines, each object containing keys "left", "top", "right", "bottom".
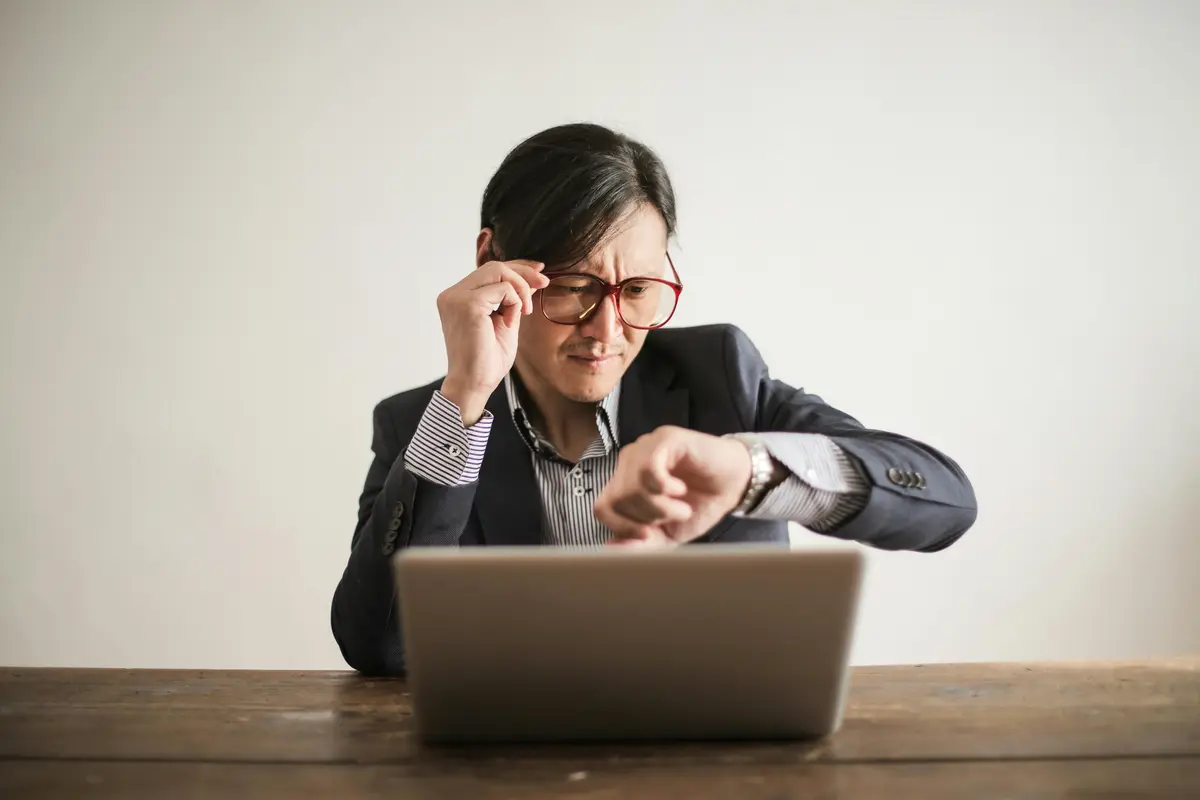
{"left": 403, "top": 374, "right": 868, "bottom": 546}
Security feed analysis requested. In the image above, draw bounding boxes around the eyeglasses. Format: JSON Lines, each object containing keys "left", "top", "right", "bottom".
{"left": 540, "top": 254, "right": 683, "bottom": 330}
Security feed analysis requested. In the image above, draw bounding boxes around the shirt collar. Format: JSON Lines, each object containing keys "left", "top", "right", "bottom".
{"left": 504, "top": 371, "right": 621, "bottom": 459}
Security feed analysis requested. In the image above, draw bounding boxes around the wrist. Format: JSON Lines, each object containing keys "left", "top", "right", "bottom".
{"left": 723, "top": 436, "right": 755, "bottom": 513}
{"left": 726, "top": 434, "right": 777, "bottom": 516}
{"left": 439, "top": 378, "right": 490, "bottom": 426}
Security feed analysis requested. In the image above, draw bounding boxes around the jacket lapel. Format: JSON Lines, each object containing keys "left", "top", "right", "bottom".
{"left": 618, "top": 347, "right": 690, "bottom": 446}
{"left": 475, "top": 386, "right": 543, "bottom": 546}
{"left": 620, "top": 346, "right": 736, "bottom": 543}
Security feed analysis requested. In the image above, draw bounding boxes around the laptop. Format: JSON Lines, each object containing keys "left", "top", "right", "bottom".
{"left": 394, "top": 544, "right": 864, "bottom": 743}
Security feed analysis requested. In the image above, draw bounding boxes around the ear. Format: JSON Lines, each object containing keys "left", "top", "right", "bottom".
{"left": 475, "top": 228, "right": 495, "bottom": 268}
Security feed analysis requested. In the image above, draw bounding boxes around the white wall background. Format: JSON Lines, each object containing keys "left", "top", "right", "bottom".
{"left": 2, "top": 0, "right": 1198, "bottom": 669}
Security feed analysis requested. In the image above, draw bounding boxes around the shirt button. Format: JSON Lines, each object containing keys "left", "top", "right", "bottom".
{"left": 572, "top": 485, "right": 586, "bottom": 498}
{"left": 445, "top": 443, "right": 462, "bottom": 458}
{"left": 571, "top": 467, "right": 584, "bottom": 480}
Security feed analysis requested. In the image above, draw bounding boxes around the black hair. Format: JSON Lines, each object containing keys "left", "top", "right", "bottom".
{"left": 480, "top": 123, "right": 676, "bottom": 270}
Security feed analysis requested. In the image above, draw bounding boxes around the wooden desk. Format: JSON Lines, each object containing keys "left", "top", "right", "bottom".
{"left": 2, "top": 660, "right": 1198, "bottom": 798}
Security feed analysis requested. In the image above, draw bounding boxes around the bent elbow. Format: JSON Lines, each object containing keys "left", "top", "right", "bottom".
{"left": 919, "top": 502, "right": 978, "bottom": 553}
{"left": 330, "top": 592, "right": 395, "bottom": 676}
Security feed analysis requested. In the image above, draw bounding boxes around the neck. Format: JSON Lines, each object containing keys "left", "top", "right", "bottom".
{"left": 513, "top": 366, "right": 600, "bottom": 463}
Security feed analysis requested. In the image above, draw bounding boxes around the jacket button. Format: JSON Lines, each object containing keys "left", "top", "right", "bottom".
{"left": 887, "top": 467, "right": 905, "bottom": 485}
{"left": 386, "top": 529, "right": 398, "bottom": 543}
{"left": 391, "top": 502, "right": 404, "bottom": 521}
{"left": 382, "top": 542, "right": 395, "bottom": 556}
{"left": 388, "top": 517, "right": 401, "bottom": 533}
{"left": 915, "top": 472, "right": 926, "bottom": 489}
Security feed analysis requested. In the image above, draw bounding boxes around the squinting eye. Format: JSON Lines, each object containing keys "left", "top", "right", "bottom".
{"left": 547, "top": 279, "right": 593, "bottom": 294}
{"left": 623, "top": 281, "right": 657, "bottom": 298}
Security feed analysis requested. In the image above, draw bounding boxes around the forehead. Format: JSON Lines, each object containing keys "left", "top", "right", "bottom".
{"left": 572, "top": 205, "right": 669, "bottom": 280}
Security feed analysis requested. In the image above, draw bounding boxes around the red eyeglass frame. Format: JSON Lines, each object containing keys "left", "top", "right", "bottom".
{"left": 539, "top": 253, "right": 684, "bottom": 330}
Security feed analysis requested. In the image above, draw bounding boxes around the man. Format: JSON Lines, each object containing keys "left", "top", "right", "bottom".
{"left": 332, "top": 123, "right": 977, "bottom": 676}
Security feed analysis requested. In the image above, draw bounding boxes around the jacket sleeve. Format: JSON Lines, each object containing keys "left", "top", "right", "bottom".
{"left": 330, "top": 397, "right": 482, "bottom": 676}
{"left": 725, "top": 325, "right": 977, "bottom": 552}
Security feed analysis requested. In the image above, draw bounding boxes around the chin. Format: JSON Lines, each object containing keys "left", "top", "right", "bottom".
{"left": 555, "top": 356, "right": 626, "bottom": 403}
{"left": 559, "top": 377, "right": 618, "bottom": 404}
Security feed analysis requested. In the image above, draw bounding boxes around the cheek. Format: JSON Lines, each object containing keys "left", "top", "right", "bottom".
{"left": 518, "top": 306, "right": 571, "bottom": 355}
{"left": 623, "top": 328, "right": 648, "bottom": 358}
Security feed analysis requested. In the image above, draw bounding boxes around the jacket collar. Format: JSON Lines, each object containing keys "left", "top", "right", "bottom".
{"left": 474, "top": 346, "right": 689, "bottom": 546}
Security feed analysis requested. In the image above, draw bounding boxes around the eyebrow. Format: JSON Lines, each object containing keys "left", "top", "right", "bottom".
{"left": 560, "top": 262, "right": 664, "bottom": 280}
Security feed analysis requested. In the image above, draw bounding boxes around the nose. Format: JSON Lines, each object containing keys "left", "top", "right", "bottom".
{"left": 577, "top": 292, "right": 624, "bottom": 343}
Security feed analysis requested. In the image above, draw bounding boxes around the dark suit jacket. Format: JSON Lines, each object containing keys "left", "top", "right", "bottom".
{"left": 331, "top": 324, "right": 977, "bottom": 675}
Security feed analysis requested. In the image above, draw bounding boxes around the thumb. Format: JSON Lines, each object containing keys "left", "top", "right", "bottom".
{"left": 646, "top": 438, "right": 689, "bottom": 497}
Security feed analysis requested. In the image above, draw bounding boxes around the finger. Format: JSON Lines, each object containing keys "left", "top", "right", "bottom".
{"left": 506, "top": 268, "right": 550, "bottom": 298}
{"left": 640, "top": 447, "right": 688, "bottom": 497}
{"left": 483, "top": 263, "right": 551, "bottom": 315}
{"left": 592, "top": 495, "right": 617, "bottom": 529}
{"left": 505, "top": 260, "right": 549, "bottom": 285}
{"left": 496, "top": 265, "right": 538, "bottom": 315}
{"left": 472, "top": 279, "right": 523, "bottom": 313}
{"left": 504, "top": 262, "right": 549, "bottom": 303}
{"left": 498, "top": 288, "right": 521, "bottom": 329}
{"left": 608, "top": 528, "right": 675, "bottom": 549}
{"left": 594, "top": 494, "right": 645, "bottom": 533}
{"left": 606, "top": 536, "right": 650, "bottom": 548}
{"left": 605, "top": 519, "right": 658, "bottom": 542}
{"left": 476, "top": 282, "right": 522, "bottom": 330}
{"left": 472, "top": 260, "right": 544, "bottom": 292}
{"left": 480, "top": 260, "right": 549, "bottom": 299}
{"left": 642, "top": 530, "right": 678, "bottom": 548}
{"left": 613, "top": 493, "right": 693, "bottom": 524}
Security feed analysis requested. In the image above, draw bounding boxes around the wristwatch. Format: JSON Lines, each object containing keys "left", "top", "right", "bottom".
{"left": 728, "top": 433, "right": 775, "bottom": 516}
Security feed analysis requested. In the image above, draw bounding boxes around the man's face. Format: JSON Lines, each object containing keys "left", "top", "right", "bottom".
{"left": 514, "top": 204, "right": 670, "bottom": 405}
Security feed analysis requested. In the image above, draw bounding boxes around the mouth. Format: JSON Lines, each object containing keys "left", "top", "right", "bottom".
{"left": 568, "top": 354, "right": 619, "bottom": 369}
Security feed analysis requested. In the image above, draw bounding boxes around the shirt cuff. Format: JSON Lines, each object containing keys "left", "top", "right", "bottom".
{"left": 403, "top": 391, "right": 493, "bottom": 486}
{"left": 743, "top": 433, "right": 868, "bottom": 532}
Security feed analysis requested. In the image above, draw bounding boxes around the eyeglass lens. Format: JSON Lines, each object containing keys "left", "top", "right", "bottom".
{"left": 541, "top": 275, "right": 677, "bottom": 328}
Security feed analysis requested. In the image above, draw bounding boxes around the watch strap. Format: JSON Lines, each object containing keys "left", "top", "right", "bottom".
{"left": 728, "top": 433, "right": 775, "bottom": 516}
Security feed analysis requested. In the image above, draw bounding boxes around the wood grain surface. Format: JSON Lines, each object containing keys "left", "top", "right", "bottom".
{"left": 3, "top": 758, "right": 1200, "bottom": 799}
{"left": 2, "top": 660, "right": 1198, "bottom": 797}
